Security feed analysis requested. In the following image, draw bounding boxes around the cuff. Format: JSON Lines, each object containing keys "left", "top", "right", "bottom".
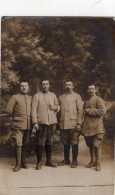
{"left": 33, "top": 122, "right": 38, "bottom": 125}
{"left": 56, "top": 105, "right": 60, "bottom": 112}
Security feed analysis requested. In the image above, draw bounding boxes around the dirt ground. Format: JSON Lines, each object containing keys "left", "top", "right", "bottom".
{"left": 0, "top": 135, "right": 114, "bottom": 195}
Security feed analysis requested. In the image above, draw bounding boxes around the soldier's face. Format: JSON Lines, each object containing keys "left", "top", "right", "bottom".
{"left": 87, "top": 85, "right": 96, "bottom": 96}
{"left": 65, "top": 81, "right": 74, "bottom": 93}
{"left": 20, "top": 82, "right": 29, "bottom": 94}
{"left": 41, "top": 80, "right": 50, "bottom": 92}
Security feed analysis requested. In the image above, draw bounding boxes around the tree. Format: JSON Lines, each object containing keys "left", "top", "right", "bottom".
{"left": 1, "top": 17, "right": 115, "bottom": 111}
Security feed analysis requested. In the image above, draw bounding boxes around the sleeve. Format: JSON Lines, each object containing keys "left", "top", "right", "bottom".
{"left": 87, "top": 97, "right": 106, "bottom": 116}
{"left": 5, "top": 95, "right": 16, "bottom": 116}
{"left": 32, "top": 94, "right": 39, "bottom": 124}
{"left": 54, "top": 94, "right": 60, "bottom": 112}
{"left": 76, "top": 95, "right": 83, "bottom": 125}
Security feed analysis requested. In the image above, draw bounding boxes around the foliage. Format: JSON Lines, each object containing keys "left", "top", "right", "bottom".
{"left": 1, "top": 17, "right": 115, "bottom": 111}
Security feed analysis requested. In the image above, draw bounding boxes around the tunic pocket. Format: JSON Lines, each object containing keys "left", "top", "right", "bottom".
{"left": 70, "top": 116, "right": 77, "bottom": 127}
{"left": 13, "top": 117, "right": 24, "bottom": 121}
{"left": 70, "top": 116, "right": 77, "bottom": 120}
{"left": 12, "top": 117, "right": 25, "bottom": 129}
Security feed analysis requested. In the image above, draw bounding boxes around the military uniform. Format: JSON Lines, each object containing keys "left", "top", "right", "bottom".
{"left": 32, "top": 91, "right": 60, "bottom": 168}
{"left": 6, "top": 94, "right": 32, "bottom": 170}
{"left": 59, "top": 91, "right": 83, "bottom": 166}
{"left": 82, "top": 94, "right": 106, "bottom": 170}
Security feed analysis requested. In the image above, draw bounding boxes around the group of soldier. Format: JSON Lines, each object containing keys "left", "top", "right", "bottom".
{"left": 6, "top": 79, "right": 106, "bottom": 172}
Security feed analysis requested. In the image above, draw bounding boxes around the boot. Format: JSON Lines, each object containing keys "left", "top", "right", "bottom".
{"left": 96, "top": 163, "right": 101, "bottom": 171}
{"left": 36, "top": 145, "right": 43, "bottom": 170}
{"left": 13, "top": 146, "right": 21, "bottom": 172}
{"left": 45, "top": 145, "right": 57, "bottom": 167}
{"left": 21, "top": 145, "right": 28, "bottom": 169}
{"left": 71, "top": 144, "right": 78, "bottom": 168}
{"left": 95, "top": 147, "right": 101, "bottom": 171}
{"left": 86, "top": 147, "right": 96, "bottom": 168}
{"left": 59, "top": 145, "right": 70, "bottom": 166}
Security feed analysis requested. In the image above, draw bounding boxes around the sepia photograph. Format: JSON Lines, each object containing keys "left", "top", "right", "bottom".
{"left": 0, "top": 16, "right": 115, "bottom": 195}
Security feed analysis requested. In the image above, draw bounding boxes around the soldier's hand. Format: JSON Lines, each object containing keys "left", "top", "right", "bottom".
{"left": 84, "top": 108, "right": 90, "bottom": 113}
{"left": 49, "top": 105, "right": 57, "bottom": 111}
{"left": 76, "top": 124, "right": 82, "bottom": 131}
{"left": 32, "top": 128, "right": 37, "bottom": 134}
{"left": 33, "top": 123, "right": 39, "bottom": 131}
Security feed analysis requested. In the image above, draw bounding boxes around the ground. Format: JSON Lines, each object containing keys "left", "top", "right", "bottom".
{"left": 0, "top": 135, "right": 114, "bottom": 195}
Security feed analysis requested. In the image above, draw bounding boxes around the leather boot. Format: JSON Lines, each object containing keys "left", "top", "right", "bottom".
{"left": 71, "top": 144, "right": 78, "bottom": 168}
{"left": 36, "top": 145, "right": 43, "bottom": 170}
{"left": 59, "top": 145, "right": 70, "bottom": 166}
{"left": 95, "top": 147, "right": 101, "bottom": 171}
{"left": 14, "top": 146, "right": 21, "bottom": 172}
{"left": 86, "top": 147, "right": 96, "bottom": 168}
{"left": 45, "top": 145, "right": 57, "bottom": 167}
{"left": 21, "top": 145, "right": 28, "bottom": 169}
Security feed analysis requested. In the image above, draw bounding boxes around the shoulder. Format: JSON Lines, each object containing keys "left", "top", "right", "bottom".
{"left": 95, "top": 95, "right": 105, "bottom": 104}
{"left": 49, "top": 91, "right": 57, "bottom": 97}
{"left": 59, "top": 94, "right": 65, "bottom": 99}
{"left": 8, "top": 94, "right": 21, "bottom": 103}
{"left": 14, "top": 94, "right": 20, "bottom": 97}
{"left": 33, "top": 93, "right": 39, "bottom": 98}
{"left": 96, "top": 95, "right": 103, "bottom": 100}
{"left": 10, "top": 94, "right": 19, "bottom": 100}
{"left": 27, "top": 94, "right": 32, "bottom": 98}
{"left": 26, "top": 95, "right": 32, "bottom": 100}
{"left": 15, "top": 94, "right": 25, "bottom": 98}
{"left": 33, "top": 92, "right": 46, "bottom": 99}
{"left": 49, "top": 91, "right": 54, "bottom": 95}
{"left": 73, "top": 92, "right": 82, "bottom": 99}
{"left": 11, "top": 94, "right": 17, "bottom": 98}
{"left": 8, "top": 95, "right": 16, "bottom": 103}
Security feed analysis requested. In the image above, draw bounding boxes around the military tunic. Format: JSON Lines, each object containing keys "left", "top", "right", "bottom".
{"left": 59, "top": 92, "right": 83, "bottom": 129}
{"left": 82, "top": 94, "right": 106, "bottom": 137}
{"left": 32, "top": 91, "right": 59, "bottom": 146}
{"left": 6, "top": 94, "right": 32, "bottom": 146}
{"left": 59, "top": 91, "right": 83, "bottom": 145}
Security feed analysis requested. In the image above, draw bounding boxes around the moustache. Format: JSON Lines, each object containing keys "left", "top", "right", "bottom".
{"left": 66, "top": 88, "right": 71, "bottom": 90}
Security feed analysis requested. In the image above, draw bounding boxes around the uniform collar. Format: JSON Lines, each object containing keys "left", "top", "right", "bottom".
{"left": 41, "top": 90, "right": 50, "bottom": 94}
{"left": 20, "top": 92, "right": 28, "bottom": 96}
{"left": 88, "top": 94, "right": 97, "bottom": 98}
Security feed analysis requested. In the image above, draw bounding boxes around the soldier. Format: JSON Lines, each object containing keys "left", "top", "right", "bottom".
{"left": 82, "top": 83, "right": 106, "bottom": 171}
{"left": 32, "top": 79, "right": 60, "bottom": 170}
{"left": 6, "top": 81, "right": 32, "bottom": 172}
{"left": 58, "top": 80, "right": 83, "bottom": 168}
